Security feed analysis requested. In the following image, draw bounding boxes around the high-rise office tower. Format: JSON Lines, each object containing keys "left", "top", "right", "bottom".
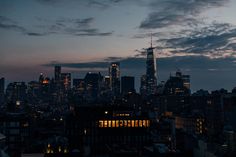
{"left": 182, "top": 75, "right": 190, "bottom": 91}
{"left": 146, "top": 39, "right": 157, "bottom": 95}
{"left": 109, "top": 62, "right": 120, "bottom": 96}
{"left": 61, "top": 73, "right": 71, "bottom": 91}
{"left": 140, "top": 75, "right": 147, "bottom": 97}
{"left": 6, "top": 82, "right": 27, "bottom": 103}
{"left": 73, "top": 78, "right": 85, "bottom": 95}
{"left": 54, "top": 66, "right": 61, "bottom": 82}
{"left": 84, "top": 72, "right": 102, "bottom": 101}
{"left": 121, "top": 76, "right": 135, "bottom": 95}
{"left": 163, "top": 71, "right": 190, "bottom": 96}
{"left": 104, "top": 76, "right": 110, "bottom": 90}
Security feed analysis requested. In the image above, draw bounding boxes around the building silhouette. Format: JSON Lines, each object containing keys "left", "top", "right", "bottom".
{"left": 163, "top": 71, "right": 190, "bottom": 96}
{"left": 140, "top": 75, "right": 147, "bottom": 97}
{"left": 109, "top": 62, "right": 120, "bottom": 96}
{"left": 6, "top": 82, "right": 27, "bottom": 104}
{"left": 121, "top": 76, "right": 135, "bottom": 95}
{"left": 54, "top": 66, "right": 61, "bottom": 82}
{"left": 146, "top": 40, "right": 157, "bottom": 96}
{"left": 61, "top": 73, "right": 71, "bottom": 91}
{"left": 84, "top": 72, "right": 103, "bottom": 102}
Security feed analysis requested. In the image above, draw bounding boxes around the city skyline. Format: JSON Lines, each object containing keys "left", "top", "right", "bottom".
{"left": 1, "top": 0, "right": 236, "bottom": 91}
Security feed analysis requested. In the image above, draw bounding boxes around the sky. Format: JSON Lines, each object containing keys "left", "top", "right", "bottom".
{"left": 1, "top": 0, "right": 236, "bottom": 92}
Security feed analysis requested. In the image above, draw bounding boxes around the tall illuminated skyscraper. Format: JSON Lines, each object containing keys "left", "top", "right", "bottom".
{"left": 109, "top": 62, "right": 120, "bottom": 96}
{"left": 146, "top": 37, "right": 157, "bottom": 95}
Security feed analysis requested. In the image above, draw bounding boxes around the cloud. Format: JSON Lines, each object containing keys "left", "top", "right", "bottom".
{"left": 37, "top": 0, "right": 124, "bottom": 8}
{"left": 0, "top": 15, "right": 113, "bottom": 37}
{"left": 46, "top": 17, "right": 113, "bottom": 36}
{"left": 140, "top": 0, "right": 229, "bottom": 29}
{"left": 154, "top": 22, "right": 236, "bottom": 58}
{"left": 0, "top": 16, "right": 26, "bottom": 32}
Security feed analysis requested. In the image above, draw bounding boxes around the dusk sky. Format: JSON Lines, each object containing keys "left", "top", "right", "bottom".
{"left": 1, "top": 0, "right": 236, "bottom": 92}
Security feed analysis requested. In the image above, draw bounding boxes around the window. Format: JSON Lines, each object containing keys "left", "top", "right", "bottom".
{"left": 99, "top": 120, "right": 103, "bottom": 127}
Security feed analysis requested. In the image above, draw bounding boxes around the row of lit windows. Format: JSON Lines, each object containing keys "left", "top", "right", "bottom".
{"left": 98, "top": 120, "right": 150, "bottom": 128}
{"left": 114, "top": 113, "right": 130, "bottom": 117}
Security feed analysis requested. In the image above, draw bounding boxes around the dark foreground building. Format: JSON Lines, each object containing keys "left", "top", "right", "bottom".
{"left": 65, "top": 105, "right": 151, "bottom": 156}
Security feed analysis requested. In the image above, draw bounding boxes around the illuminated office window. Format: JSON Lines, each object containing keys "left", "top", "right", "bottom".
{"left": 124, "top": 120, "right": 127, "bottom": 127}
{"left": 108, "top": 120, "right": 111, "bottom": 127}
{"left": 139, "top": 120, "right": 143, "bottom": 127}
{"left": 135, "top": 120, "right": 139, "bottom": 127}
{"left": 131, "top": 120, "right": 135, "bottom": 127}
{"left": 119, "top": 120, "right": 123, "bottom": 127}
{"left": 104, "top": 120, "right": 107, "bottom": 127}
{"left": 143, "top": 120, "right": 146, "bottom": 127}
{"left": 99, "top": 120, "right": 103, "bottom": 127}
{"left": 112, "top": 120, "right": 116, "bottom": 127}
{"left": 116, "top": 120, "right": 119, "bottom": 127}
{"left": 128, "top": 120, "right": 131, "bottom": 127}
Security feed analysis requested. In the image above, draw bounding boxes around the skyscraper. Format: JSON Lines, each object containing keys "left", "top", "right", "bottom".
{"left": 121, "top": 76, "right": 135, "bottom": 95}
{"left": 0, "top": 77, "right": 4, "bottom": 93}
{"left": 54, "top": 66, "right": 61, "bottom": 82}
{"left": 163, "top": 71, "right": 190, "bottom": 96}
{"left": 109, "top": 62, "right": 120, "bottom": 96}
{"left": 146, "top": 40, "right": 157, "bottom": 95}
{"left": 84, "top": 72, "right": 103, "bottom": 101}
{"left": 140, "top": 75, "right": 147, "bottom": 97}
{"left": 61, "top": 73, "right": 71, "bottom": 91}
{"left": 6, "top": 82, "right": 27, "bottom": 103}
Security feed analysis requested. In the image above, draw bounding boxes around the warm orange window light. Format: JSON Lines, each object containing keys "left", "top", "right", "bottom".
{"left": 124, "top": 120, "right": 127, "bottom": 127}
{"left": 135, "top": 120, "right": 139, "bottom": 127}
{"left": 128, "top": 120, "right": 131, "bottom": 127}
{"left": 108, "top": 120, "right": 111, "bottom": 127}
{"left": 98, "top": 120, "right": 150, "bottom": 128}
{"left": 112, "top": 120, "right": 116, "bottom": 127}
{"left": 43, "top": 80, "right": 49, "bottom": 84}
{"left": 119, "top": 120, "right": 123, "bottom": 127}
{"left": 143, "top": 120, "right": 147, "bottom": 127}
{"left": 131, "top": 120, "right": 135, "bottom": 127}
{"left": 116, "top": 120, "right": 119, "bottom": 127}
{"left": 104, "top": 120, "right": 108, "bottom": 127}
{"left": 99, "top": 120, "right": 103, "bottom": 127}
{"left": 139, "top": 120, "right": 143, "bottom": 127}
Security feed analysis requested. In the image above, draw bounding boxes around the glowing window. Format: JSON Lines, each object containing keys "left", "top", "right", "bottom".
{"left": 104, "top": 121, "right": 107, "bottom": 127}
{"left": 139, "top": 120, "right": 143, "bottom": 127}
{"left": 124, "top": 120, "right": 127, "bottom": 127}
{"left": 116, "top": 120, "right": 119, "bottom": 127}
{"left": 119, "top": 120, "right": 123, "bottom": 127}
{"left": 108, "top": 120, "right": 111, "bottom": 127}
{"left": 99, "top": 120, "right": 103, "bottom": 127}
{"left": 135, "top": 120, "right": 139, "bottom": 127}
{"left": 143, "top": 120, "right": 146, "bottom": 127}
{"left": 128, "top": 120, "right": 131, "bottom": 127}
{"left": 131, "top": 120, "right": 135, "bottom": 127}
{"left": 112, "top": 120, "right": 116, "bottom": 127}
